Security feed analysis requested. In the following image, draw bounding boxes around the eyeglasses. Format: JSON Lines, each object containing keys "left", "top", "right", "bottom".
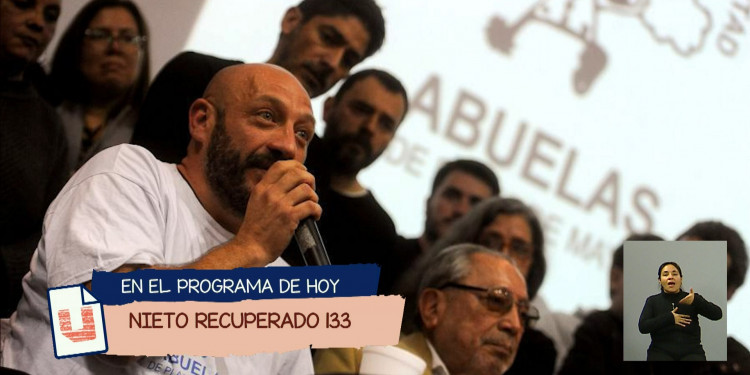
{"left": 84, "top": 28, "right": 146, "bottom": 48}
{"left": 439, "top": 282, "right": 539, "bottom": 327}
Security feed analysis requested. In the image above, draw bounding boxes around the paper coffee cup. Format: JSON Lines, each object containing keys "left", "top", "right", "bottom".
{"left": 359, "top": 345, "right": 427, "bottom": 375}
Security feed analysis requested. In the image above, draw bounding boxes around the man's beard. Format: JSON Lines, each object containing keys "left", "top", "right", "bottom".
{"left": 323, "top": 115, "right": 381, "bottom": 176}
{"left": 205, "top": 116, "right": 281, "bottom": 217}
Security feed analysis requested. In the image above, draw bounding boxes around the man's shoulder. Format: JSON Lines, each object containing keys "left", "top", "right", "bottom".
{"left": 352, "top": 189, "right": 393, "bottom": 216}
{"left": 323, "top": 187, "right": 393, "bottom": 221}
{"left": 78, "top": 144, "right": 162, "bottom": 172}
{"left": 399, "top": 332, "right": 430, "bottom": 352}
{"left": 70, "top": 144, "right": 171, "bottom": 190}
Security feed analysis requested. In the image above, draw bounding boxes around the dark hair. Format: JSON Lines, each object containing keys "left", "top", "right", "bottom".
{"left": 333, "top": 68, "right": 408, "bottom": 120}
{"left": 658, "top": 261, "right": 683, "bottom": 293}
{"left": 431, "top": 159, "right": 501, "bottom": 196}
{"left": 432, "top": 197, "right": 545, "bottom": 300}
{"left": 49, "top": 0, "right": 150, "bottom": 107}
{"left": 612, "top": 233, "right": 664, "bottom": 270}
{"left": 678, "top": 220, "right": 748, "bottom": 291}
{"left": 297, "top": 0, "right": 385, "bottom": 59}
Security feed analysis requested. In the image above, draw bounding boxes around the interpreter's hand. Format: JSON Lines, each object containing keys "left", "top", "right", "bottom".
{"left": 679, "top": 288, "right": 695, "bottom": 305}
{"left": 672, "top": 307, "right": 691, "bottom": 327}
{"left": 234, "top": 160, "right": 322, "bottom": 265}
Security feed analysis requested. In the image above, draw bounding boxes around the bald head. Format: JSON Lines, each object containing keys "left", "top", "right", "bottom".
{"left": 187, "top": 63, "right": 315, "bottom": 154}
{"left": 203, "top": 63, "right": 310, "bottom": 113}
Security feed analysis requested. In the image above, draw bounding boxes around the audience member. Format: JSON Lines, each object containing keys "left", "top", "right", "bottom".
{"left": 679, "top": 221, "right": 750, "bottom": 374}
{"left": 49, "top": 0, "right": 150, "bottom": 170}
{"left": 382, "top": 159, "right": 500, "bottom": 293}
{"left": 131, "top": 0, "right": 385, "bottom": 163}
{"left": 282, "top": 69, "right": 407, "bottom": 275}
{"left": 1, "top": 64, "right": 318, "bottom": 374}
{"left": 0, "top": 0, "right": 67, "bottom": 318}
{"left": 559, "top": 233, "right": 662, "bottom": 375}
{"left": 417, "top": 159, "right": 501, "bottom": 253}
{"left": 399, "top": 197, "right": 557, "bottom": 374}
{"left": 314, "top": 244, "right": 536, "bottom": 375}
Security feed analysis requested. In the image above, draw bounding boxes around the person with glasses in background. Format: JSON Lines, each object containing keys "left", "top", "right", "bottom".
{"left": 48, "top": 0, "right": 149, "bottom": 171}
{"left": 397, "top": 197, "right": 565, "bottom": 374}
{"left": 315, "top": 243, "right": 537, "bottom": 375}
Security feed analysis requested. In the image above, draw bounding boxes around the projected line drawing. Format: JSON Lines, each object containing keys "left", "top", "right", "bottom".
{"left": 486, "top": 0, "right": 712, "bottom": 94}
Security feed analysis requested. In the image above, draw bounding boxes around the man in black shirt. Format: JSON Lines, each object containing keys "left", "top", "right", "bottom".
{"left": 285, "top": 69, "right": 408, "bottom": 277}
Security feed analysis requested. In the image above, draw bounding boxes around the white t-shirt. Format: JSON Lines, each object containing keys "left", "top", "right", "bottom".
{"left": 1, "top": 145, "right": 313, "bottom": 374}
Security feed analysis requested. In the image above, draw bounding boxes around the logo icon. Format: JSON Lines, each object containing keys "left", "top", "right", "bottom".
{"left": 48, "top": 285, "right": 108, "bottom": 358}
{"left": 486, "top": 0, "right": 712, "bottom": 94}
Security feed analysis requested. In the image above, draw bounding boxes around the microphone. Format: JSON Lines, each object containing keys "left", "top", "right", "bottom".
{"left": 294, "top": 218, "right": 331, "bottom": 266}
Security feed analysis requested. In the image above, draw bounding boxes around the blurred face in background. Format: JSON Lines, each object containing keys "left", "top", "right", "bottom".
{"left": 478, "top": 214, "right": 534, "bottom": 278}
{"left": 0, "top": 0, "right": 60, "bottom": 68}
{"left": 425, "top": 171, "right": 494, "bottom": 243}
{"left": 80, "top": 6, "right": 143, "bottom": 97}
{"left": 322, "top": 76, "right": 404, "bottom": 175}
{"left": 274, "top": 10, "right": 370, "bottom": 98}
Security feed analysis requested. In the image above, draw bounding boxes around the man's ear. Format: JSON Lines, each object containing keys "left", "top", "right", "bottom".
{"left": 188, "top": 98, "right": 214, "bottom": 146}
{"left": 281, "top": 7, "right": 303, "bottom": 34}
{"left": 418, "top": 289, "right": 446, "bottom": 330}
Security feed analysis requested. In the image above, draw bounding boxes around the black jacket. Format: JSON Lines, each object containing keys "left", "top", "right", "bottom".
{"left": 638, "top": 291, "right": 722, "bottom": 356}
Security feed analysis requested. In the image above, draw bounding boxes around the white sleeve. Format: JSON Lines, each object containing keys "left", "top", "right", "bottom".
{"left": 44, "top": 171, "right": 166, "bottom": 287}
{"left": 278, "top": 348, "right": 314, "bottom": 375}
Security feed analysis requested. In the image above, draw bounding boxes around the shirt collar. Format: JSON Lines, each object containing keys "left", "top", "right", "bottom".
{"left": 425, "top": 337, "right": 450, "bottom": 375}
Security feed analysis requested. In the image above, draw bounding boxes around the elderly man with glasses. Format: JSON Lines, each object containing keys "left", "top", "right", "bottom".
{"left": 315, "top": 243, "right": 537, "bottom": 375}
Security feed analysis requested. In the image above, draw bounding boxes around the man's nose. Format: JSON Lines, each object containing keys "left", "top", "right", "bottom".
{"left": 106, "top": 37, "right": 124, "bottom": 53}
{"left": 498, "top": 304, "right": 523, "bottom": 336}
{"left": 320, "top": 48, "right": 346, "bottom": 73}
{"left": 267, "top": 125, "right": 297, "bottom": 161}
{"left": 452, "top": 196, "right": 471, "bottom": 217}
{"left": 361, "top": 114, "right": 378, "bottom": 136}
{"left": 26, "top": 6, "right": 46, "bottom": 32}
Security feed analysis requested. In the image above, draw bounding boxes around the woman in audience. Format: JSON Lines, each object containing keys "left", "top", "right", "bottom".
{"left": 49, "top": 0, "right": 150, "bottom": 170}
{"left": 638, "top": 261, "right": 722, "bottom": 361}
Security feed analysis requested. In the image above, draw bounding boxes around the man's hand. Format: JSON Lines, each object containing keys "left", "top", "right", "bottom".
{"left": 233, "top": 160, "right": 322, "bottom": 265}
{"left": 672, "top": 307, "right": 691, "bottom": 327}
{"left": 679, "top": 288, "right": 695, "bottom": 305}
